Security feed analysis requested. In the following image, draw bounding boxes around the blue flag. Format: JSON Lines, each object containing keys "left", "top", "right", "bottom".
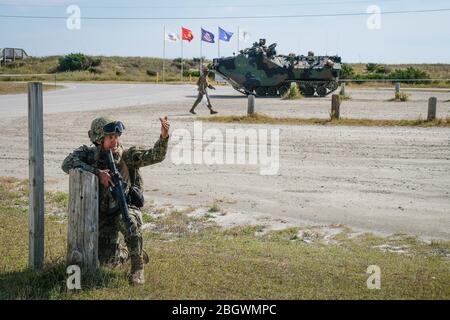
{"left": 201, "top": 28, "right": 215, "bottom": 43}
{"left": 218, "top": 27, "right": 233, "bottom": 42}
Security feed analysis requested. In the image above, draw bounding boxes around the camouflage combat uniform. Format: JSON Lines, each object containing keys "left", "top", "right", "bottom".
{"left": 61, "top": 136, "right": 168, "bottom": 272}
{"left": 190, "top": 70, "right": 217, "bottom": 114}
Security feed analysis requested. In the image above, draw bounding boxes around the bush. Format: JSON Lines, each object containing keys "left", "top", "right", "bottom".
{"left": 394, "top": 92, "right": 410, "bottom": 102}
{"left": 388, "top": 67, "right": 430, "bottom": 84}
{"left": 171, "top": 61, "right": 182, "bottom": 70}
{"left": 184, "top": 69, "right": 200, "bottom": 77}
{"left": 341, "top": 64, "right": 355, "bottom": 79}
{"left": 146, "top": 69, "right": 157, "bottom": 76}
{"left": 88, "top": 66, "right": 102, "bottom": 74}
{"left": 282, "top": 85, "right": 303, "bottom": 100}
{"left": 57, "top": 53, "right": 102, "bottom": 72}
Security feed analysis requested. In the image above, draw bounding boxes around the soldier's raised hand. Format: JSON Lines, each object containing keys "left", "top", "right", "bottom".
{"left": 159, "top": 116, "right": 170, "bottom": 139}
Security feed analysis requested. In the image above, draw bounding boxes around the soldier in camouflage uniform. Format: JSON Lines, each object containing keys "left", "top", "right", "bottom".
{"left": 189, "top": 66, "right": 218, "bottom": 115}
{"left": 61, "top": 116, "right": 170, "bottom": 286}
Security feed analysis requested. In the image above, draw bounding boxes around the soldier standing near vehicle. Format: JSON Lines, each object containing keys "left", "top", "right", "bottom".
{"left": 189, "top": 66, "right": 218, "bottom": 115}
{"left": 61, "top": 116, "right": 170, "bottom": 286}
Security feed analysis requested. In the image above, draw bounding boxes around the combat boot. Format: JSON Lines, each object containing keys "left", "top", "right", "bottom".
{"left": 208, "top": 106, "right": 218, "bottom": 114}
{"left": 189, "top": 108, "right": 197, "bottom": 115}
{"left": 130, "top": 256, "right": 145, "bottom": 286}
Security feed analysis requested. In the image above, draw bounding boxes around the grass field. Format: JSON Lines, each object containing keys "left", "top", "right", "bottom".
{"left": 0, "top": 56, "right": 198, "bottom": 83}
{"left": 1, "top": 56, "right": 449, "bottom": 87}
{"left": 0, "top": 176, "right": 448, "bottom": 300}
{"left": 201, "top": 113, "right": 450, "bottom": 128}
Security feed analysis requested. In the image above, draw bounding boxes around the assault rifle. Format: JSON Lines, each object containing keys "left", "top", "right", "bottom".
{"left": 105, "top": 150, "right": 135, "bottom": 234}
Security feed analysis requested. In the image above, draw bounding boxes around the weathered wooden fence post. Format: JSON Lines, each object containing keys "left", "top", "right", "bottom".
{"left": 427, "top": 97, "right": 437, "bottom": 121}
{"left": 247, "top": 94, "right": 255, "bottom": 115}
{"left": 28, "top": 82, "right": 44, "bottom": 271}
{"left": 331, "top": 94, "right": 341, "bottom": 120}
{"left": 395, "top": 82, "right": 401, "bottom": 94}
{"left": 340, "top": 82, "right": 346, "bottom": 96}
{"left": 67, "top": 169, "right": 99, "bottom": 272}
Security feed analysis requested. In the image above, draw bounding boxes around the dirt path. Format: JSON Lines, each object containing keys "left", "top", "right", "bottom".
{"left": 0, "top": 84, "right": 449, "bottom": 240}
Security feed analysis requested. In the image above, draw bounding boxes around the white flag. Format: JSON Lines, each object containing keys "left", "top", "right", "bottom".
{"left": 165, "top": 32, "right": 179, "bottom": 43}
{"left": 239, "top": 30, "right": 251, "bottom": 42}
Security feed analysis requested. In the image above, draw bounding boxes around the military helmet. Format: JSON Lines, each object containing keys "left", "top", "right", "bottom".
{"left": 88, "top": 117, "right": 116, "bottom": 144}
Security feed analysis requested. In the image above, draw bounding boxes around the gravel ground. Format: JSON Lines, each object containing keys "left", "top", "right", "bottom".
{"left": 0, "top": 83, "right": 449, "bottom": 240}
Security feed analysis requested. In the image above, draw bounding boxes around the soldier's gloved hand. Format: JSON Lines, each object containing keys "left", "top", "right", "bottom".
{"left": 98, "top": 169, "right": 114, "bottom": 188}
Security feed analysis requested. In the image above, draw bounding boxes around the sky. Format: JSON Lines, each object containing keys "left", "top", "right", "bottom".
{"left": 1, "top": 0, "right": 450, "bottom": 63}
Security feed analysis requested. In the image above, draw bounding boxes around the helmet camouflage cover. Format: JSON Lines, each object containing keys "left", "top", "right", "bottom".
{"left": 88, "top": 117, "right": 115, "bottom": 143}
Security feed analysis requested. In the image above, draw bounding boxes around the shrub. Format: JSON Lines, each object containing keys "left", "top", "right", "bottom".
{"left": 341, "top": 64, "right": 355, "bottom": 79}
{"left": 88, "top": 66, "right": 102, "bottom": 74}
{"left": 394, "top": 92, "right": 410, "bottom": 102}
{"left": 388, "top": 67, "right": 430, "bottom": 84}
{"left": 184, "top": 69, "right": 200, "bottom": 77}
{"left": 146, "top": 69, "right": 157, "bottom": 76}
{"left": 57, "top": 53, "right": 102, "bottom": 72}
{"left": 282, "top": 85, "right": 303, "bottom": 100}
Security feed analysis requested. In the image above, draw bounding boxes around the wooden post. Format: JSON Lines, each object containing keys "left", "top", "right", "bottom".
{"left": 28, "top": 82, "right": 45, "bottom": 270}
{"left": 427, "top": 97, "right": 437, "bottom": 121}
{"left": 395, "top": 82, "right": 401, "bottom": 94}
{"left": 331, "top": 94, "right": 340, "bottom": 120}
{"left": 340, "top": 83, "right": 346, "bottom": 96}
{"left": 247, "top": 94, "right": 255, "bottom": 115}
{"left": 67, "top": 169, "right": 99, "bottom": 272}
{"left": 156, "top": 72, "right": 159, "bottom": 83}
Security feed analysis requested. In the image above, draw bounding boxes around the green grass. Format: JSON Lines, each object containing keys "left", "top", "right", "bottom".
{"left": 201, "top": 113, "right": 450, "bottom": 127}
{"left": 0, "top": 82, "right": 64, "bottom": 95}
{"left": 0, "top": 176, "right": 448, "bottom": 299}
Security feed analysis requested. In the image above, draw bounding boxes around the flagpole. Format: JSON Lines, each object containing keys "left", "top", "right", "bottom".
{"left": 218, "top": 27, "right": 220, "bottom": 58}
{"left": 163, "top": 25, "right": 166, "bottom": 83}
{"left": 237, "top": 26, "right": 240, "bottom": 53}
{"left": 181, "top": 27, "right": 183, "bottom": 82}
{"left": 200, "top": 27, "right": 202, "bottom": 72}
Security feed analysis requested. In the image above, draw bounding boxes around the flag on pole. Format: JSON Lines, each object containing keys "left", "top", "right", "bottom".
{"left": 165, "top": 32, "right": 179, "bottom": 43}
{"left": 239, "top": 29, "right": 251, "bottom": 43}
{"left": 218, "top": 27, "right": 233, "bottom": 42}
{"left": 201, "top": 28, "right": 215, "bottom": 43}
{"left": 182, "top": 27, "right": 194, "bottom": 42}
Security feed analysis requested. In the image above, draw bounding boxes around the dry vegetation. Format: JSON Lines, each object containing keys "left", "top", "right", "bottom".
{"left": 0, "top": 176, "right": 448, "bottom": 299}
{"left": 1, "top": 56, "right": 449, "bottom": 87}
{"left": 0, "top": 82, "right": 64, "bottom": 95}
{"left": 201, "top": 113, "right": 450, "bottom": 127}
{"left": 0, "top": 56, "right": 203, "bottom": 83}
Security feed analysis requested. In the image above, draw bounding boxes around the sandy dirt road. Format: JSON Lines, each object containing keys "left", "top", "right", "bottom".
{"left": 0, "top": 83, "right": 449, "bottom": 240}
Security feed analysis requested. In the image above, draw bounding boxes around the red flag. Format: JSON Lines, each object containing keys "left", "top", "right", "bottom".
{"left": 182, "top": 27, "right": 193, "bottom": 42}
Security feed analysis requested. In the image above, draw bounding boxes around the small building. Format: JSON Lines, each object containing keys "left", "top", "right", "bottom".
{"left": 0, "top": 48, "right": 29, "bottom": 66}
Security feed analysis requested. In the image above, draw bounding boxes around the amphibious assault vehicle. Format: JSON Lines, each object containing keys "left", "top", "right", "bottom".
{"left": 212, "top": 39, "right": 342, "bottom": 97}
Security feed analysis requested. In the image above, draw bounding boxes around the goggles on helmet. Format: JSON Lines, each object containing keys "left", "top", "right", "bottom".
{"left": 103, "top": 121, "right": 125, "bottom": 135}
